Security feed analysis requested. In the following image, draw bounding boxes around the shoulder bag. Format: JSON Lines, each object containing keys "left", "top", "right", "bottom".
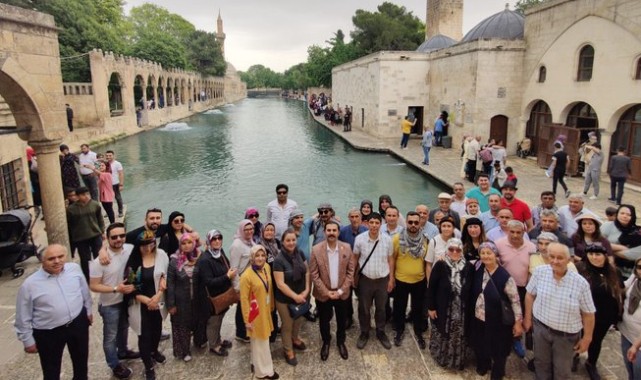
{"left": 206, "top": 256, "right": 239, "bottom": 315}
{"left": 353, "top": 240, "right": 380, "bottom": 292}
{"left": 486, "top": 269, "right": 515, "bottom": 326}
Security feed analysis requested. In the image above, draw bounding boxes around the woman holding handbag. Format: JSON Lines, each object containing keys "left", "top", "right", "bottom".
{"left": 274, "top": 228, "right": 310, "bottom": 366}
{"left": 470, "top": 242, "right": 523, "bottom": 379}
{"left": 196, "top": 229, "right": 236, "bottom": 357}
{"left": 241, "top": 245, "right": 279, "bottom": 379}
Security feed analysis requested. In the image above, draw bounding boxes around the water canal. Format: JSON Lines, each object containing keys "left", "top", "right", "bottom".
{"left": 101, "top": 98, "right": 448, "bottom": 240}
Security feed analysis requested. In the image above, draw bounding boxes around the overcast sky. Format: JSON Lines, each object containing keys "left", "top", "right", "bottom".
{"left": 123, "top": 0, "right": 517, "bottom": 72}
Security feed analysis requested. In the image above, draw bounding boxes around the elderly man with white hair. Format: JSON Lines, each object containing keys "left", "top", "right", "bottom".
{"left": 524, "top": 243, "right": 595, "bottom": 380}
{"left": 558, "top": 193, "right": 596, "bottom": 237}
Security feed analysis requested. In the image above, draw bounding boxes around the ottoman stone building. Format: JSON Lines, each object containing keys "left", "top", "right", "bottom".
{"left": 332, "top": 0, "right": 641, "bottom": 183}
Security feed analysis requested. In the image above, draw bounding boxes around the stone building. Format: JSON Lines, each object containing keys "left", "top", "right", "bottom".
{"left": 332, "top": 0, "right": 641, "bottom": 183}
{"left": 0, "top": 3, "right": 246, "bottom": 246}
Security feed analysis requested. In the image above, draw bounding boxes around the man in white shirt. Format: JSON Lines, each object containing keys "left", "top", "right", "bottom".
{"left": 89, "top": 222, "right": 139, "bottom": 379}
{"left": 79, "top": 143, "right": 99, "bottom": 200}
{"left": 106, "top": 150, "right": 124, "bottom": 217}
{"left": 465, "top": 136, "right": 481, "bottom": 182}
{"left": 266, "top": 183, "right": 298, "bottom": 238}
{"left": 558, "top": 193, "right": 596, "bottom": 237}
{"left": 450, "top": 182, "right": 468, "bottom": 216}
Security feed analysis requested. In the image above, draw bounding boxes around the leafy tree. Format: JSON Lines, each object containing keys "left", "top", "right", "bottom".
{"left": 185, "top": 31, "right": 226, "bottom": 76}
{"left": 127, "top": 33, "right": 188, "bottom": 70}
{"left": 515, "top": 0, "right": 547, "bottom": 14}
{"left": 238, "top": 65, "right": 283, "bottom": 89}
{"left": 282, "top": 63, "right": 310, "bottom": 90}
{"left": 350, "top": 2, "right": 424, "bottom": 54}
{"left": 128, "top": 4, "right": 195, "bottom": 45}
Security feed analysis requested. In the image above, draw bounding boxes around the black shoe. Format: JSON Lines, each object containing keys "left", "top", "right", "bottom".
{"left": 527, "top": 358, "right": 536, "bottom": 372}
{"left": 476, "top": 367, "right": 489, "bottom": 376}
{"left": 145, "top": 369, "right": 156, "bottom": 380}
{"left": 585, "top": 362, "right": 601, "bottom": 380}
{"left": 356, "top": 332, "right": 369, "bottom": 349}
{"left": 320, "top": 342, "right": 330, "bottom": 361}
{"left": 112, "top": 364, "right": 132, "bottom": 379}
{"left": 338, "top": 343, "right": 348, "bottom": 360}
{"left": 209, "top": 347, "right": 229, "bottom": 357}
{"left": 259, "top": 372, "right": 280, "bottom": 380}
{"left": 394, "top": 332, "right": 403, "bottom": 347}
{"left": 416, "top": 336, "right": 426, "bottom": 350}
{"left": 376, "top": 330, "right": 392, "bottom": 350}
{"left": 118, "top": 350, "right": 141, "bottom": 360}
{"left": 151, "top": 351, "right": 166, "bottom": 364}
{"left": 284, "top": 351, "right": 298, "bottom": 366}
{"left": 304, "top": 310, "right": 317, "bottom": 322}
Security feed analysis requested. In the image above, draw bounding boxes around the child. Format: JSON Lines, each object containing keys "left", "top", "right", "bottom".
{"left": 505, "top": 166, "right": 517, "bottom": 186}
{"left": 605, "top": 206, "right": 617, "bottom": 222}
{"left": 492, "top": 161, "right": 507, "bottom": 191}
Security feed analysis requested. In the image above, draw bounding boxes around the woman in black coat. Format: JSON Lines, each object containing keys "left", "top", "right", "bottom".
{"left": 426, "top": 238, "right": 474, "bottom": 370}
{"left": 196, "top": 229, "right": 236, "bottom": 356}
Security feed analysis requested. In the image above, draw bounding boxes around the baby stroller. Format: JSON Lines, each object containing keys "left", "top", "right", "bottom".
{"left": 517, "top": 137, "right": 532, "bottom": 158}
{"left": 0, "top": 207, "right": 39, "bottom": 278}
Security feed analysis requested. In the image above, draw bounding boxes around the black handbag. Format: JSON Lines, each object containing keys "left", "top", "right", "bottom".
{"left": 487, "top": 270, "right": 515, "bottom": 326}
{"left": 288, "top": 300, "right": 311, "bottom": 319}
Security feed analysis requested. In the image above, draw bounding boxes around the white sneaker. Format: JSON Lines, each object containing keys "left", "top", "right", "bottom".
{"left": 589, "top": 195, "right": 598, "bottom": 200}
{"left": 184, "top": 355, "right": 192, "bottom": 362}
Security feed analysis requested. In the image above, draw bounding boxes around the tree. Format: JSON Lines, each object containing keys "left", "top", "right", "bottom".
{"left": 128, "top": 4, "right": 195, "bottom": 45}
{"left": 185, "top": 30, "right": 226, "bottom": 76}
{"left": 515, "top": 0, "right": 547, "bottom": 14}
{"left": 350, "top": 2, "right": 424, "bottom": 54}
{"left": 238, "top": 65, "right": 283, "bottom": 89}
{"left": 127, "top": 33, "right": 188, "bottom": 70}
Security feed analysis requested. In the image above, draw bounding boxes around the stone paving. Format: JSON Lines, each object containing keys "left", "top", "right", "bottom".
{"left": 0, "top": 105, "right": 639, "bottom": 379}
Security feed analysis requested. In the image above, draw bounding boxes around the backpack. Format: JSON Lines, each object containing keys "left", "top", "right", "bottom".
{"left": 479, "top": 148, "right": 493, "bottom": 163}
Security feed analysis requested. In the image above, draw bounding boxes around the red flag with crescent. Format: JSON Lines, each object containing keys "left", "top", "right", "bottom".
{"left": 248, "top": 292, "right": 259, "bottom": 323}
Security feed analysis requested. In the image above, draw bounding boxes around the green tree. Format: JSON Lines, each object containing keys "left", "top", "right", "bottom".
{"left": 350, "top": 2, "right": 424, "bottom": 54}
{"left": 238, "top": 65, "right": 283, "bottom": 89}
{"left": 128, "top": 33, "right": 188, "bottom": 70}
{"left": 515, "top": 0, "right": 547, "bottom": 14}
{"left": 128, "top": 3, "right": 195, "bottom": 44}
{"left": 185, "top": 31, "right": 226, "bottom": 76}
{"left": 282, "top": 63, "right": 310, "bottom": 90}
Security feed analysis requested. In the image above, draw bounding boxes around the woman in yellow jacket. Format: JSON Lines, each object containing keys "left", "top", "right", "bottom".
{"left": 241, "top": 245, "right": 278, "bottom": 379}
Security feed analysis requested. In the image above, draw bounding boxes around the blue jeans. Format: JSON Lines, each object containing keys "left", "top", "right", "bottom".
{"left": 422, "top": 145, "right": 431, "bottom": 164}
{"left": 400, "top": 133, "right": 410, "bottom": 148}
{"left": 434, "top": 131, "right": 442, "bottom": 146}
{"left": 98, "top": 303, "right": 129, "bottom": 369}
{"left": 621, "top": 335, "right": 641, "bottom": 380}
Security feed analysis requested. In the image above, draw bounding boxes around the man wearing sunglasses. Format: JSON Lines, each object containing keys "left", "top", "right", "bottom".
{"left": 310, "top": 203, "right": 340, "bottom": 246}
{"left": 266, "top": 184, "right": 298, "bottom": 238}
{"left": 90, "top": 222, "right": 139, "bottom": 379}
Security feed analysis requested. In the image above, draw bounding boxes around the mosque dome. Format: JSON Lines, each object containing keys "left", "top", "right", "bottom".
{"left": 416, "top": 34, "right": 458, "bottom": 53}
{"left": 461, "top": 7, "right": 524, "bottom": 43}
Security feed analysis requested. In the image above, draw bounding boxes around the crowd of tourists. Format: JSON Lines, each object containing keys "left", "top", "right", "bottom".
{"left": 14, "top": 172, "right": 641, "bottom": 379}
{"left": 309, "top": 93, "right": 352, "bottom": 132}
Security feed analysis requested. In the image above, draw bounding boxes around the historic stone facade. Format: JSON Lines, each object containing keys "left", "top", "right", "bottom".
{"left": 333, "top": 0, "right": 641, "bottom": 182}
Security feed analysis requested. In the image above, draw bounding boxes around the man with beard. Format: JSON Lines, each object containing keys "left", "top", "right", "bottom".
{"left": 381, "top": 206, "right": 403, "bottom": 237}
{"left": 309, "top": 202, "right": 340, "bottom": 246}
{"left": 78, "top": 144, "right": 99, "bottom": 200}
{"left": 392, "top": 212, "right": 428, "bottom": 349}
{"left": 338, "top": 208, "right": 367, "bottom": 329}
{"left": 531, "top": 191, "right": 567, "bottom": 231}
{"left": 89, "top": 223, "right": 139, "bottom": 379}
{"left": 500, "top": 181, "right": 533, "bottom": 231}
{"left": 465, "top": 174, "right": 501, "bottom": 213}
{"left": 67, "top": 186, "right": 105, "bottom": 281}
{"left": 310, "top": 221, "right": 355, "bottom": 361}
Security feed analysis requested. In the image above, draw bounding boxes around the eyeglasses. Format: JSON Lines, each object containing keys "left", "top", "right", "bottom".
{"left": 109, "top": 233, "right": 126, "bottom": 240}
{"left": 248, "top": 213, "right": 259, "bottom": 218}
{"left": 277, "top": 191, "right": 287, "bottom": 195}
{"left": 210, "top": 236, "right": 222, "bottom": 241}
{"left": 448, "top": 247, "right": 462, "bottom": 253}
{"left": 407, "top": 221, "right": 420, "bottom": 226}
{"left": 173, "top": 218, "right": 185, "bottom": 223}
{"left": 318, "top": 209, "right": 331, "bottom": 215}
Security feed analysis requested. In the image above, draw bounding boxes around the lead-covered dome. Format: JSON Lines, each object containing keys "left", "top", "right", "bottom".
{"left": 416, "top": 34, "right": 457, "bottom": 53}
{"left": 461, "top": 8, "right": 524, "bottom": 43}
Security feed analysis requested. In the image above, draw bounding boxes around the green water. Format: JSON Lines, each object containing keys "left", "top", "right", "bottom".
{"left": 101, "top": 98, "right": 448, "bottom": 240}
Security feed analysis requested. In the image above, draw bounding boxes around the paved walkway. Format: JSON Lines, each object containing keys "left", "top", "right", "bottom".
{"left": 0, "top": 105, "right": 638, "bottom": 379}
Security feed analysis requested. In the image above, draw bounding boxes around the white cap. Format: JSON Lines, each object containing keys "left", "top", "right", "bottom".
{"left": 437, "top": 192, "right": 452, "bottom": 199}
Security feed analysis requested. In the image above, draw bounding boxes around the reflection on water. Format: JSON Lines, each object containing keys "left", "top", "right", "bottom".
{"left": 100, "top": 98, "right": 448, "bottom": 241}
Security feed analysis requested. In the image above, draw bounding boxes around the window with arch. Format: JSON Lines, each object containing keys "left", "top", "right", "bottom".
{"left": 538, "top": 66, "right": 547, "bottom": 83}
{"left": 636, "top": 58, "right": 641, "bottom": 80}
{"left": 577, "top": 45, "right": 594, "bottom": 81}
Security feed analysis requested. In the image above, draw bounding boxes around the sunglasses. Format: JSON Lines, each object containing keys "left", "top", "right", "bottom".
{"left": 173, "top": 218, "right": 185, "bottom": 223}
{"left": 248, "top": 213, "right": 259, "bottom": 218}
{"left": 277, "top": 191, "right": 287, "bottom": 195}
{"left": 406, "top": 221, "right": 420, "bottom": 226}
{"left": 318, "top": 209, "right": 331, "bottom": 214}
{"left": 109, "top": 233, "right": 126, "bottom": 240}
{"left": 210, "top": 236, "right": 222, "bottom": 241}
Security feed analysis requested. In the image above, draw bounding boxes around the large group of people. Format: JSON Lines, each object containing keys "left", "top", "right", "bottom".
{"left": 14, "top": 172, "right": 641, "bottom": 380}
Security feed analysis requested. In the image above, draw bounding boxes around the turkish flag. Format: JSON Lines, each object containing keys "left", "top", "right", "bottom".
{"left": 248, "top": 292, "right": 259, "bottom": 323}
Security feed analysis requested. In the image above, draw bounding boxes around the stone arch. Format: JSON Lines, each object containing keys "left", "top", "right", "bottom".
{"left": 525, "top": 100, "right": 552, "bottom": 154}
{"left": 166, "top": 77, "right": 174, "bottom": 106}
{"left": 564, "top": 101, "right": 599, "bottom": 142}
{"left": 146, "top": 74, "right": 156, "bottom": 109}
{"left": 610, "top": 103, "right": 641, "bottom": 183}
{"left": 133, "top": 74, "right": 145, "bottom": 110}
{"left": 489, "top": 115, "right": 509, "bottom": 147}
{"left": 157, "top": 76, "right": 165, "bottom": 108}
{"left": 108, "top": 72, "right": 124, "bottom": 116}
{"left": 0, "top": 60, "right": 46, "bottom": 140}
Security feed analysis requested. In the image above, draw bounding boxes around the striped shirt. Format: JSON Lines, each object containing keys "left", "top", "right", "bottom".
{"left": 527, "top": 265, "right": 595, "bottom": 334}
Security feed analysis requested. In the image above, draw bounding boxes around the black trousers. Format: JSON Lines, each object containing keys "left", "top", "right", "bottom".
{"left": 587, "top": 320, "right": 612, "bottom": 366}
{"left": 33, "top": 309, "right": 89, "bottom": 380}
{"left": 139, "top": 306, "right": 162, "bottom": 370}
{"left": 75, "top": 234, "right": 103, "bottom": 282}
{"left": 393, "top": 278, "right": 426, "bottom": 335}
{"left": 112, "top": 184, "right": 123, "bottom": 214}
{"left": 317, "top": 297, "right": 348, "bottom": 345}
{"left": 552, "top": 170, "right": 568, "bottom": 194}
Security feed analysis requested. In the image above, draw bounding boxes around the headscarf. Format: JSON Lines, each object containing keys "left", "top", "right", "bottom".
{"left": 444, "top": 238, "right": 465, "bottom": 291}
{"left": 162, "top": 211, "right": 185, "bottom": 254}
{"left": 629, "top": 257, "right": 641, "bottom": 315}
{"left": 399, "top": 226, "right": 427, "bottom": 259}
{"left": 360, "top": 199, "right": 373, "bottom": 221}
{"left": 378, "top": 194, "right": 393, "bottom": 215}
{"left": 258, "top": 222, "right": 280, "bottom": 264}
{"left": 478, "top": 241, "right": 499, "bottom": 256}
{"left": 465, "top": 198, "right": 480, "bottom": 216}
{"left": 234, "top": 219, "right": 255, "bottom": 247}
{"left": 173, "top": 232, "right": 199, "bottom": 272}
{"left": 206, "top": 229, "right": 223, "bottom": 259}
{"left": 250, "top": 244, "right": 267, "bottom": 270}
{"left": 615, "top": 205, "right": 638, "bottom": 234}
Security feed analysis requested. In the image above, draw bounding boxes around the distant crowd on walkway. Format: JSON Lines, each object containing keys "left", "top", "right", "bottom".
{"left": 14, "top": 170, "right": 641, "bottom": 380}
{"left": 309, "top": 93, "right": 352, "bottom": 132}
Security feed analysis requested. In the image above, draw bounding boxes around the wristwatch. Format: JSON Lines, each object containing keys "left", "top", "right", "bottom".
{"left": 112, "top": 286, "right": 117, "bottom": 293}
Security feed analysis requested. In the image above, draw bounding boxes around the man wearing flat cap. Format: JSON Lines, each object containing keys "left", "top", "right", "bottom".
{"left": 429, "top": 192, "right": 461, "bottom": 228}
{"left": 500, "top": 181, "right": 533, "bottom": 231}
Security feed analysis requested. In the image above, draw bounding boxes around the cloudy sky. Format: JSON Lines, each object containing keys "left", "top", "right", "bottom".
{"left": 124, "top": 0, "right": 517, "bottom": 72}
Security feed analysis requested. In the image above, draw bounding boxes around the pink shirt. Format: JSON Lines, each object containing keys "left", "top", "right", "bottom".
{"left": 495, "top": 237, "right": 536, "bottom": 287}
{"left": 99, "top": 172, "right": 115, "bottom": 202}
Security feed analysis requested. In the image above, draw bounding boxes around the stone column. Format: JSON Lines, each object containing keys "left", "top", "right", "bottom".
{"left": 30, "top": 140, "right": 70, "bottom": 250}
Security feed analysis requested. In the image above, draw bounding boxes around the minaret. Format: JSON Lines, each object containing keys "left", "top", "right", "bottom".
{"left": 426, "top": 0, "right": 463, "bottom": 41}
{"left": 216, "top": 10, "right": 226, "bottom": 58}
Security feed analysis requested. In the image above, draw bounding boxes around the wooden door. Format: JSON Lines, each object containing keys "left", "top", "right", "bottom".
{"left": 490, "top": 115, "right": 508, "bottom": 145}
{"left": 631, "top": 125, "right": 641, "bottom": 183}
{"left": 408, "top": 106, "right": 424, "bottom": 135}
{"left": 537, "top": 124, "right": 581, "bottom": 175}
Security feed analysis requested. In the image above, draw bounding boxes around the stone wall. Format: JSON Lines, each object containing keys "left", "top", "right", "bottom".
{"left": 426, "top": 0, "right": 464, "bottom": 40}
{"left": 63, "top": 83, "right": 98, "bottom": 128}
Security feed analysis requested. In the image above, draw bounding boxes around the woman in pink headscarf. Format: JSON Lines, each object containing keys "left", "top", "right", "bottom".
{"left": 230, "top": 219, "right": 256, "bottom": 342}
